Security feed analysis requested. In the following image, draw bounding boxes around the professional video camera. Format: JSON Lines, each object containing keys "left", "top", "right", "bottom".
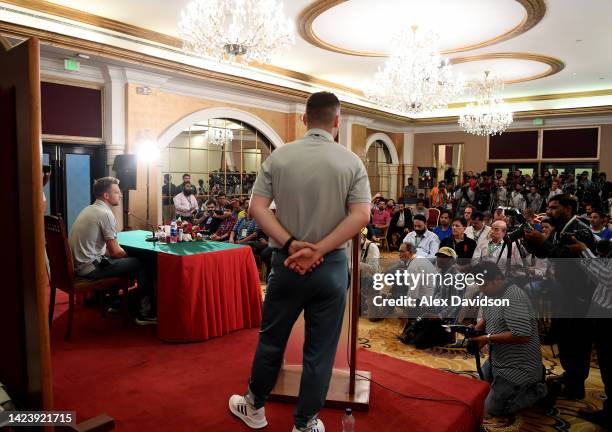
{"left": 443, "top": 325, "right": 488, "bottom": 379}
{"left": 442, "top": 325, "right": 485, "bottom": 355}
{"left": 497, "top": 206, "right": 534, "bottom": 242}
{"left": 557, "top": 227, "right": 595, "bottom": 246}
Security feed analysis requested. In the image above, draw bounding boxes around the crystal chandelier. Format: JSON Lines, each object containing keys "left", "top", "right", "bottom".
{"left": 206, "top": 127, "right": 234, "bottom": 146}
{"left": 459, "top": 71, "right": 513, "bottom": 136}
{"left": 178, "top": 0, "right": 294, "bottom": 64}
{"left": 364, "top": 26, "right": 463, "bottom": 114}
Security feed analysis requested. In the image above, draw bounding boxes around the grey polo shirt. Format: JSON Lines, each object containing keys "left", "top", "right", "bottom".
{"left": 69, "top": 199, "right": 117, "bottom": 276}
{"left": 252, "top": 129, "right": 371, "bottom": 249}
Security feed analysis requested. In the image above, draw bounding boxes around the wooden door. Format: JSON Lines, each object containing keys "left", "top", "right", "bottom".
{"left": 0, "top": 35, "right": 53, "bottom": 410}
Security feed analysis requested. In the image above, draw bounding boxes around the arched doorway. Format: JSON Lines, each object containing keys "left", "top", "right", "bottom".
{"left": 364, "top": 133, "right": 400, "bottom": 199}
{"left": 156, "top": 108, "right": 282, "bottom": 223}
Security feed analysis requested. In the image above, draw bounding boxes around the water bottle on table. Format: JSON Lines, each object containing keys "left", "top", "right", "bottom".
{"left": 170, "top": 220, "right": 178, "bottom": 243}
{"left": 342, "top": 408, "right": 355, "bottom": 431}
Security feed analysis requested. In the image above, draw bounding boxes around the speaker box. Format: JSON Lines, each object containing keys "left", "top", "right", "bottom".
{"left": 113, "top": 154, "right": 137, "bottom": 191}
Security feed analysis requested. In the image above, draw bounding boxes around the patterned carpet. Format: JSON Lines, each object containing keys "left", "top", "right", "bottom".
{"left": 357, "top": 318, "right": 607, "bottom": 431}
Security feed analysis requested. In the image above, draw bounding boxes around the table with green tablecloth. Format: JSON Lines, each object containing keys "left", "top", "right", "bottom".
{"left": 118, "top": 230, "right": 262, "bottom": 343}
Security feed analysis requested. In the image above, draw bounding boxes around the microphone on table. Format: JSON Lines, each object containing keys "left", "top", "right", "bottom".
{"left": 127, "top": 211, "right": 159, "bottom": 243}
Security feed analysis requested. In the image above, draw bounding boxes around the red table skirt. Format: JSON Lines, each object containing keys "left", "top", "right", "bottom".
{"left": 156, "top": 246, "right": 262, "bottom": 343}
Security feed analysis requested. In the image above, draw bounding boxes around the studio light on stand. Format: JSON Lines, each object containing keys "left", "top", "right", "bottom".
{"left": 137, "top": 136, "right": 160, "bottom": 242}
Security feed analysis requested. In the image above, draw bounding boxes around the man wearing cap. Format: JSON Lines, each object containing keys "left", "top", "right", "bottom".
{"left": 387, "top": 242, "right": 438, "bottom": 315}
{"left": 433, "top": 247, "right": 463, "bottom": 322}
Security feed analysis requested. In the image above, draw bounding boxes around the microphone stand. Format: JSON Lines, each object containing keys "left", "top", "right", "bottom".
{"left": 128, "top": 211, "right": 159, "bottom": 243}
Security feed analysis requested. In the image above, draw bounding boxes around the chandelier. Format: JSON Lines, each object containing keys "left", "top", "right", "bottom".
{"left": 206, "top": 127, "right": 234, "bottom": 146}
{"left": 459, "top": 71, "right": 513, "bottom": 136}
{"left": 364, "top": 26, "right": 463, "bottom": 114}
{"left": 178, "top": 0, "right": 294, "bottom": 64}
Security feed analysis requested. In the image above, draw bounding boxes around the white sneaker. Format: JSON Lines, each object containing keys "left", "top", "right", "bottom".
{"left": 228, "top": 394, "right": 268, "bottom": 429}
{"left": 291, "top": 418, "right": 325, "bottom": 432}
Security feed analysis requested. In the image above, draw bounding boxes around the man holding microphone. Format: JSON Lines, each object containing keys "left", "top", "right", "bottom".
{"left": 229, "top": 91, "right": 371, "bottom": 432}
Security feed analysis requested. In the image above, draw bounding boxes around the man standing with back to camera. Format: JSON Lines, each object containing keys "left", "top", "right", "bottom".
{"left": 229, "top": 92, "right": 371, "bottom": 432}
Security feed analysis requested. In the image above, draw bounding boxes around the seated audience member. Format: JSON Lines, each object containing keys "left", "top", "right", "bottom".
{"left": 360, "top": 227, "right": 380, "bottom": 271}
{"left": 249, "top": 229, "right": 269, "bottom": 257}
{"left": 231, "top": 198, "right": 242, "bottom": 218}
{"left": 173, "top": 182, "right": 198, "bottom": 221}
{"left": 540, "top": 217, "right": 554, "bottom": 238}
{"left": 229, "top": 212, "right": 259, "bottom": 245}
{"left": 433, "top": 210, "right": 453, "bottom": 241}
{"left": 216, "top": 192, "right": 229, "bottom": 208}
{"left": 69, "top": 177, "right": 155, "bottom": 323}
{"left": 579, "top": 202, "right": 594, "bottom": 220}
{"left": 418, "top": 192, "right": 429, "bottom": 207}
{"left": 403, "top": 214, "right": 440, "bottom": 258}
{"left": 470, "top": 262, "right": 549, "bottom": 417}
{"left": 371, "top": 199, "right": 391, "bottom": 237}
{"left": 465, "top": 211, "right": 491, "bottom": 246}
{"left": 432, "top": 247, "right": 462, "bottom": 321}
{"left": 413, "top": 198, "right": 429, "bottom": 218}
{"left": 590, "top": 210, "right": 612, "bottom": 240}
{"left": 388, "top": 203, "right": 413, "bottom": 249}
{"left": 473, "top": 220, "right": 522, "bottom": 267}
{"left": 196, "top": 200, "right": 222, "bottom": 235}
{"left": 210, "top": 205, "right": 236, "bottom": 242}
{"left": 385, "top": 199, "right": 396, "bottom": 217}
{"left": 387, "top": 242, "right": 438, "bottom": 308}
{"left": 237, "top": 198, "right": 250, "bottom": 220}
{"left": 440, "top": 217, "right": 477, "bottom": 259}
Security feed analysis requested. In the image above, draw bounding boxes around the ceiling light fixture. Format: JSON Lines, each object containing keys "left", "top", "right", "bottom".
{"left": 364, "top": 25, "right": 464, "bottom": 114}
{"left": 178, "top": 0, "right": 294, "bottom": 65}
{"left": 458, "top": 71, "right": 513, "bottom": 136}
{"left": 206, "top": 127, "right": 234, "bottom": 147}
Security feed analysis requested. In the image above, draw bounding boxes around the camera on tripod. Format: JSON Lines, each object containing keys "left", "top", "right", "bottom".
{"left": 497, "top": 206, "right": 534, "bottom": 242}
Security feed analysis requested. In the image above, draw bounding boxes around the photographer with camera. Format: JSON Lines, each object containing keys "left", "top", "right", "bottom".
{"left": 468, "top": 261, "right": 549, "bottom": 417}
{"left": 523, "top": 194, "right": 595, "bottom": 400}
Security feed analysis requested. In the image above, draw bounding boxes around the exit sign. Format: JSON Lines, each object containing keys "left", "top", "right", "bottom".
{"left": 64, "top": 58, "right": 80, "bottom": 72}
{"left": 532, "top": 118, "right": 544, "bottom": 126}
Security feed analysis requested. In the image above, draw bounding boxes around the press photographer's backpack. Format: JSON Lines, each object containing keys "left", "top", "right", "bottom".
{"left": 399, "top": 317, "right": 453, "bottom": 349}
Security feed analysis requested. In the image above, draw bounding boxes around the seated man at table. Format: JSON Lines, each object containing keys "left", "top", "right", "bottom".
{"left": 210, "top": 204, "right": 236, "bottom": 242}
{"left": 229, "top": 212, "right": 259, "bottom": 245}
{"left": 69, "top": 176, "right": 156, "bottom": 324}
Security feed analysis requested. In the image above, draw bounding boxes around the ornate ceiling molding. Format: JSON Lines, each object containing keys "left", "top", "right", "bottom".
{"left": 298, "top": 0, "right": 546, "bottom": 57}
{"left": 448, "top": 52, "right": 565, "bottom": 85}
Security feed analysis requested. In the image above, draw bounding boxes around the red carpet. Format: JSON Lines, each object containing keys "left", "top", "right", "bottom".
{"left": 51, "top": 300, "right": 488, "bottom": 431}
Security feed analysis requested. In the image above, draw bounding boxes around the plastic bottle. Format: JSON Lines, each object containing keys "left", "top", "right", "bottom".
{"left": 170, "top": 220, "right": 177, "bottom": 243}
{"left": 342, "top": 408, "right": 355, "bottom": 432}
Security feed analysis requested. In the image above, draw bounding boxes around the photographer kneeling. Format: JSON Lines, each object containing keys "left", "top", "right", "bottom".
{"left": 470, "top": 262, "right": 548, "bottom": 417}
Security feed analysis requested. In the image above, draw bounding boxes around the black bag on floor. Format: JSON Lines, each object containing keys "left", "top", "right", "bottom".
{"left": 399, "top": 316, "right": 453, "bottom": 349}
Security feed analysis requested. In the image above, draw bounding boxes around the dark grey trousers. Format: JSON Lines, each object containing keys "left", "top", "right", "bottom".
{"left": 247, "top": 249, "right": 348, "bottom": 429}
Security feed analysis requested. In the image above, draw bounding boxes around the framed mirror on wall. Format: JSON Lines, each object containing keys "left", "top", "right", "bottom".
{"left": 433, "top": 143, "right": 464, "bottom": 186}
